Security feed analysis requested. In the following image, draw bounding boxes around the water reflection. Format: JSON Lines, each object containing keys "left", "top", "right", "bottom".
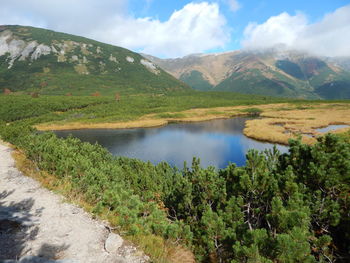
{"left": 55, "top": 117, "right": 287, "bottom": 168}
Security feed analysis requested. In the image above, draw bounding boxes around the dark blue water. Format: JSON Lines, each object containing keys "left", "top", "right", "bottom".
{"left": 55, "top": 117, "right": 287, "bottom": 169}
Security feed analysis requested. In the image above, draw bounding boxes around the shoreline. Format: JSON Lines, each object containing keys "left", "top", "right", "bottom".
{"left": 34, "top": 103, "right": 291, "bottom": 131}
{"left": 34, "top": 103, "right": 350, "bottom": 145}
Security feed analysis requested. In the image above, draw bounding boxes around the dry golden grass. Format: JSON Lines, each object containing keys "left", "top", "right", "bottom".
{"left": 36, "top": 119, "right": 168, "bottom": 131}
{"left": 244, "top": 103, "right": 350, "bottom": 145}
{"left": 36, "top": 103, "right": 287, "bottom": 131}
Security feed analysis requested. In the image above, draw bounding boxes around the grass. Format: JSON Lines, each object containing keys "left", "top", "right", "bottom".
{"left": 239, "top": 107, "right": 263, "bottom": 115}
{"left": 243, "top": 103, "right": 350, "bottom": 145}
{"left": 156, "top": 113, "right": 187, "bottom": 119}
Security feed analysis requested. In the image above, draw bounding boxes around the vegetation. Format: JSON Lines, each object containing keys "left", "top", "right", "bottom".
{"left": 151, "top": 51, "right": 350, "bottom": 100}
{"left": 275, "top": 60, "right": 305, "bottom": 80}
{"left": 0, "top": 25, "right": 187, "bottom": 95}
{"left": 0, "top": 93, "right": 349, "bottom": 262}
{"left": 179, "top": 70, "right": 213, "bottom": 91}
{"left": 1, "top": 121, "right": 349, "bottom": 262}
{"left": 0, "top": 92, "right": 285, "bottom": 126}
{"left": 244, "top": 103, "right": 350, "bottom": 145}
{"left": 0, "top": 95, "right": 112, "bottom": 122}
{"left": 239, "top": 107, "right": 263, "bottom": 116}
{"left": 213, "top": 68, "right": 314, "bottom": 99}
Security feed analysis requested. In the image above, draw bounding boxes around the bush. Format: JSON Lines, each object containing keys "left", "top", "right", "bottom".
{"left": 1, "top": 122, "right": 349, "bottom": 262}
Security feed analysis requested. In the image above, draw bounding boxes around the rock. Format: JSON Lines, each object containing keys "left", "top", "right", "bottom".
{"left": 2, "top": 256, "right": 79, "bottom": 263}
{"left": 105, "top": 233, "right": 124, "bottom": 253}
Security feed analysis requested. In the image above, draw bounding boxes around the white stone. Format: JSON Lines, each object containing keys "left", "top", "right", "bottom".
{"left": 126, "top": 56, "right": 134, "bottom": 63}
{"left": 105, "top": 233, "right": 123, "bottom": 253}
{"left": 109, "top": 54, "right": 118, "bottom": 63}
{"left": 19, "top": 41, "right": 38, "bottom": 61}
{"left": 0, "top": 30, "right": 14, "bottom": 56}
{"left": 51, "top": 45, "right": 58, "bottom": 53}
{"left": 31, "top": 44, "right": 51, "bottom": 60}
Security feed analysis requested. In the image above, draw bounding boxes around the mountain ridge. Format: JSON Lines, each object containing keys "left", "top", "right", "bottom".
{"left": 144, "top": 50, "right": 350, "bottom": 99}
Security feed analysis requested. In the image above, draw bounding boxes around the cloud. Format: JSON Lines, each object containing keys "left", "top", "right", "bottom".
{"left": 227, "top": 0, "right": 241, "bottom": 12}
{"left": 93, "top": 2, "right": 229, "bottom": 57}
{"left": 0, "top": 0, "right": 229, "bottom": 58}
{"left": 242, "top": 5, "right": 350, "bottom": 57}
{"left": 0, "top": 0, "right": 128, "bottom": 34}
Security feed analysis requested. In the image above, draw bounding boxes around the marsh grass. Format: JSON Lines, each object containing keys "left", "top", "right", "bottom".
{"left": 156, "top": 113, "right": 187, "bottom": 119}
{"left": 244, "top": 103, "right": 350, "bottom": 144}
{"left": 239, "top": 107, "right": 263, "bottom": 115}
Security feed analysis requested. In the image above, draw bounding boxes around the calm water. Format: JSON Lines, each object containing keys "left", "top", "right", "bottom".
{"left": 316, "top": 124, "right": 349, "bottom": 133}
{"left": 55, "top": 117, "right": 287, "bottom": 169}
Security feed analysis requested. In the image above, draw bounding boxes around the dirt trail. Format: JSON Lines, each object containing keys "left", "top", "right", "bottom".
{"left": 0, "top": 142, "right": 148, "bottom": 263}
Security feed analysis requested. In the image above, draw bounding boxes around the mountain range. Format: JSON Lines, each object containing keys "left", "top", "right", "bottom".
{"left": 1, "top": 25, "right": 350, "bottom": 99}
{"left": 0, "top": 25, "right": 187, "bottom": 95}
{"left": 144, "top": 50, "right": 350, "bottom": 99}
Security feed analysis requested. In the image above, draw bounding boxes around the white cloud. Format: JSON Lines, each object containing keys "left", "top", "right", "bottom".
{"left": 242, "top": 5, "right": 350, "bottom": 57}
{"left": 92, "top": 2, "right": 229, "bottom": 57}
{"left": 0, "top": 0, "right": 128, "bottom": 34}
{"left": 227, "top": 0, "right": 241, "bottom": 12}
{"left": 0, "top": 0, "right": 229, "bottom": 58}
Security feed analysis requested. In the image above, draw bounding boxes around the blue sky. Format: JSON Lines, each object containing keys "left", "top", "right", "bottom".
{"left": 1, "top": 0, "right": 350, "bottom": 57}
{"left": 127, "top": 0, "right": 349, "bottom": 52}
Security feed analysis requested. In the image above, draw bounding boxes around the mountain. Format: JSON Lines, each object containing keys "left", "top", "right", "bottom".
{"left": 0, "top": 25, "right": 188, "bottom": 95}
{"left": 143, "top": 50, "right": 350, "bottom": 99}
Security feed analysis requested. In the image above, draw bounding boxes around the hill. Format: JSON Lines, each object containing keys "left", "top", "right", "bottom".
{"left": 0, "top": 25, "right": 188, "bottom": 95}
{"left": 144, "top": 50, "right": 350, "bottom": 99}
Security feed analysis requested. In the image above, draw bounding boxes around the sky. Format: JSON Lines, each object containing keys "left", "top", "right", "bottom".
{"left": 0, "top": 0, "right": 349, "bottom": 58}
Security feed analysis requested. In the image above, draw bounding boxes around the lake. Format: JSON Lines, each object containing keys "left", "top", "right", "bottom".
{"left": 55, "top": 117, "right": 287, "bottom": 169}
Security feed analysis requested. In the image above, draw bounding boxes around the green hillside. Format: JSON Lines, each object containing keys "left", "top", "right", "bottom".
{"left": 179, "top": 70, "right": 213, "bottom": 91}
{"left": 216, "top": 56, "right": 350, "bottom": 99}
{"left": 0, "top": 25, "right": 188, "bottom": 95}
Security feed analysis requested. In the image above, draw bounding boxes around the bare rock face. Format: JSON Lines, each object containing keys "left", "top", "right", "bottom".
{"left": 0, "top": 30, "right": 51, "bottom": 68}
{"left": 140, "top": 59, "right": 160, "bottom": 75}
{"left": 104, "top": 233, "right": 124, "bottom": 253}
{"left": 31, "top": 44, "right": 51, "bottom": 60}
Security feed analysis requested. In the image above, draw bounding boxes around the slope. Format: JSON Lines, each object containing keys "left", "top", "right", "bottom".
{"left": 145, "top": 50, "right": 350, "bottom": 99}
{"left": 0, "top": 25, "right": 188, "bottom": 95}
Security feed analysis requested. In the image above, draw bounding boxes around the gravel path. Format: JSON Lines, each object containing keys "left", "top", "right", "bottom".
{"left": 0, "top": 142, "right": 148, "bottom": 263}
